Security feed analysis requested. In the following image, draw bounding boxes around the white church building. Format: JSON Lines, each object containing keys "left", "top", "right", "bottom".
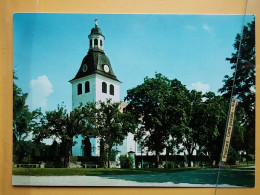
{"left": 69, "top": 21, "right": 193, "bottom": 164}
{"left": 69, "top": 21, "right": 138, "bottom": 159}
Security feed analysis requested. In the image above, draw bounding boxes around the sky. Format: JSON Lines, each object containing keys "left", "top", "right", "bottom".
{"left": 13, "top": 14, "right": 254, "bottom": 112}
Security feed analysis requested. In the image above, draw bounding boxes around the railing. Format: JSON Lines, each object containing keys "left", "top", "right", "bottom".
{"left": 84, "top": 164, "right": 99, "bottom": 168}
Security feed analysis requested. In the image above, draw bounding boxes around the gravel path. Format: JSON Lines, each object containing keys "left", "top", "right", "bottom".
{"left": 12, "top": 167, "right": 255, "bottom": 187}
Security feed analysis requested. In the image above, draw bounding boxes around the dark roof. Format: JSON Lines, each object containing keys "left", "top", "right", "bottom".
{"left": 90, "top": 26, "right": 103, "bottom": 36}
{"left": 70, "top": 48, "right": 120, "bottom": 82}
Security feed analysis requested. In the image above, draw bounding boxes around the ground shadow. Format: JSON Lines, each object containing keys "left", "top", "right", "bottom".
{"left": 99, "top": 168, "right": 255, "bottom": 187}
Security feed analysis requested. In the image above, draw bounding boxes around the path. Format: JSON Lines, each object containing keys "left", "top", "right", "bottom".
{"left": 12, "top": 167, "right": 255, "bottom": 187}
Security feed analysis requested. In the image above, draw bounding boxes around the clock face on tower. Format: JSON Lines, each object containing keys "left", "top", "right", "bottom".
{"left": 82, "top": 64, "right": 88, "bottom": 72}
{"left": 103, "top": 64, "right": 109, "bottom": 73}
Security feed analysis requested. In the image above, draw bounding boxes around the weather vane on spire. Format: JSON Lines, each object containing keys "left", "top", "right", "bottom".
{"left": 95, "top": 18, "right": 98, "bottom": 26}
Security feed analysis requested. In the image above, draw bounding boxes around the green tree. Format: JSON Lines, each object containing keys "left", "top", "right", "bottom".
{"left": 198, "top": 92, "right": 228, "bottom": 164}
{"left": 119, "top": 155, "right": 134, "bottom": 168}
{"left": 125, "top": 74, "right": 182, "bottom": 168}
{"left": 94, "top": 100, "right": 136, "bottom": 168}
{"left": 177, "top": 89, "right": 204, "bottom": 167}
{"left": 126, "top": 74, "right": 230, "bottom": 167}
{"left": 13, "top": 73, "right": 32, "bottom": 142}
{"left": 13, "top": 73, "right": 42, "bottom": 163}
{"left": 33, "top": 103, "right": 96, "bottom": 168}
{"left": 219, "top": 19, "right": 255, "bottom": 159}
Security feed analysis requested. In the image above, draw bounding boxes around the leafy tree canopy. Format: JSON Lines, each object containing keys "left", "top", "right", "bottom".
{"left": 219, "top": 19, "right": 255, "bottom": 155}
{"left": 94, "top": 99, "right": 137, "bottom": 168}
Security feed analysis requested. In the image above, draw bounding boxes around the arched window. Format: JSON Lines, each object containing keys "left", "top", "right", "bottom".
{"left": 77, "top": 83, "right": 82, "bottom": 95}
{"left": 110, "top": 84, "right": 114, "bottom": 95}
{"left": 100, "top": 40, "right": 103, "bottom": 46}
{"left": 90, "top": 39, "right": 92, "bottom": 47}
{"left": 94, "top": 39, "right": 98, "bottom": 46}
{"left": 85, "top": 81, "right": 90, "bottom": 93}
{"left": 102, "top": 82, "right": 107, "bottom": 93}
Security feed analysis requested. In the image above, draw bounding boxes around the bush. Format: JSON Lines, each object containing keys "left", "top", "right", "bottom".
{"left": 165, "top": 161, "right": 175, "bottom": 169}
{"left": 227, "top": 147, "right": 240, "bottom": 165}
{"left": 119, "top": 155, "right": 134, "bottom": 168}
{"left": 70, "top": 156, "right": 78, "bottom": 163}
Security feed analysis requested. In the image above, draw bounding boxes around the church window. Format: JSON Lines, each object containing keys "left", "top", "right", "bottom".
{"left": 78, "top": 83, "right": 82, "bottom": 95}
{"left": 110, "top": 84, "right": 114, "bottom": 95}
{"left": 102, "top": 82, "right": 107, "bottom": 93}
{"left": 85, "top": 81, "right": 90, "bottom": 93}
{"left": 100, "top": 40, "right": 103, "bottom": 46}
{"left": 90, "top": 39, "right": 92, "bottom": 47}
{"left": 94, "top": 38, "right": 98, "bottom": 46}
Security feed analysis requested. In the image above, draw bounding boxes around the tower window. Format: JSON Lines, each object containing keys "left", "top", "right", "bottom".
{"left": 94, "top": 39, "right": 98, "bottom": 46}
{"left": 90, "top": 39, "right": 92, "bottom": 47}
{"left": 100, "top": 40, "right": 103, "bottom": 46}
{"left": 78, "top": 83, "right": 82, "bottom": 95}
{"left": 110, "top": 84, "right": 114, "bottom": 95}
{"left": 85, "top": 81, "right": 90, "bottom": 93}
{"left": 102, "top": 82, "right": 107, "bottom": 93}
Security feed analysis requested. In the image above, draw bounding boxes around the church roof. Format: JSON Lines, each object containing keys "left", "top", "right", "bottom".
{"left": 70, "top": 48, "right": 120, "bottom": 82}
{"left": 90, "top": 26, "right": 103, "bottom": 35}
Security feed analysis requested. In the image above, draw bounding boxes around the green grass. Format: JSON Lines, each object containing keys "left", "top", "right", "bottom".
{"left": 12, "top": 167, "right": 202, "bottom": 176}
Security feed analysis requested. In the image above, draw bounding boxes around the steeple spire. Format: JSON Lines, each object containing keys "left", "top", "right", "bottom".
{"left": 95, "top": 18, "right": 98, "bottom": 26}
{"left": 88, "top": 19, "right": 104, "bottom": 51}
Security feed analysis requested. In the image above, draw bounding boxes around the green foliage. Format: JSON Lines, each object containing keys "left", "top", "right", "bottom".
{"left": 227, "top": 147, "right": 240, "bottom": 165}
{"left": 13, "top": 74, "right": 30, "bottom": 141}
{"left": 92, "top": 99, "right": 137, "bottom": 168}
{"left": 109, "top": 149, "right": 119, "bottom": 161}
{"left": 32, "top": 99, "right": 136, "bottom": 168}
{"left": 70, "top": 156, "right": 78, "bottom": 163}
{"left": 13, "top": 140, "right": 32, "bottom": 163}
{"left": 119, "top": 155, "right": 134, "bottom": 168}
{"left": 33, "top": 103, "right": 96, "bottom": 167}
{"left": 126, "top": 73, "right": 228, "bottom": 167}
{"left": 13, "top": 140, "right": 48, "bottom": 163}
{"left": 13, "top": 72, "right": 39, "bottom": 142}
{"left": 199, "top": 92, "right": 228, "bottom": 163}
{"left": 165, "top": 161, "right": 175, "bottom": 169}
{"left": 125, "top": 73, "right": 183, "bottom": 167}
{"left": 219, "top": 19, "right": 255, "bottom": 156}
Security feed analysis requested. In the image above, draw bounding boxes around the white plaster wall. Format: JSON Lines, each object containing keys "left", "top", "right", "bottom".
{"left": 71, "top": 74, "right": 120, "bottom": 157}
{"left": 71, "top": 75, "right": 96, "bottom": 109}
{"left": 72, "top": 135, "right": 84, "bottom": 156}
{"left": 95, "top": 74, "right": 120, "bottom": 102}
{"left": 126, "top": 133, "right": 136, "bottom": 152}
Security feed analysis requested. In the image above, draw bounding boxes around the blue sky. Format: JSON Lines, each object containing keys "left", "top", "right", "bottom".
{"left": 13, "top": 14, "right": 254, "bottom": 112}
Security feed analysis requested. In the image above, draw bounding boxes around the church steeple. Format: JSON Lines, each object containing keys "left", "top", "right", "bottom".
{"left": 88, "top": 18, "right": 105, "bottom": 51}
{"left": 70, "top": 20, "right": 119, "bottom": 83}
{"left": 70, "top": 19, "right": 121, "bottom": 157}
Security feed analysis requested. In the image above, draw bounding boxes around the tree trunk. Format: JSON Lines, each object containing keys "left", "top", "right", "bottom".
{"left": 107, "top": 145, "right": 113, "bottom": 168}
{"left": 165, "top": 147, "right": 169, "bottom": 169}
{"left": 83, "top": 137, "right": 91, "bottom": 160}
{"left": 188, "top": 154, "right": 192, "bottom": 167}
{"left": 187, "top": 149, "right": 193, "bottom": 167}
{"left": 107, "top": 151, "right": 110, "bottom": 168}
{"left": 155, "top": 151, "right": 160, "bottom": 168}
{"left": 246, "top": 150, "right": 249, "bottom": 166}
{"left": 63, "top": 140, "right": 72, "bottom": 168}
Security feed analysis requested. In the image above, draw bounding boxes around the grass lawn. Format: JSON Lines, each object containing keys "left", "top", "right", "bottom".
{"left": 12, "top": 167, "right": 202, "bottom": 176}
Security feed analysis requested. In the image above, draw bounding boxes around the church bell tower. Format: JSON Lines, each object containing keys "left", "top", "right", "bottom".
{"left": 70, "top": 19, "right": 121, "bottom": 156}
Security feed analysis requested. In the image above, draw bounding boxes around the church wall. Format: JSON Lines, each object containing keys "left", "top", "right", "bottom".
{"left": 72, "top": 135, "right": 84, "bottom": 156}
{"left": 91, "top": 137, "right": 100, "bottom": 156}
{"left": 95, "top": 74, "right": 120, "bottom": 102}
{"left": 126, "top": 133, "right": 136, "bottom": 152}
{"left": 71, "top": 75, "right": 96, "bottom": 109}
